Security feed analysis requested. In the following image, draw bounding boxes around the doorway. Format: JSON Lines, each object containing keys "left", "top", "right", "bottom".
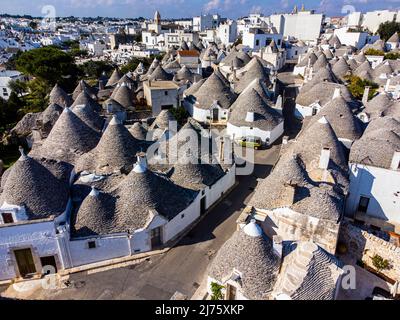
{"left": 1, "top": 212, "right": 14, "bottom": 224}
{"left": 212, "top": 108, "right": 219, "bottom": 122}
{"left": 14, "top": 248, "right": 36, "bottom": 278}
{"left": 40, "top": 256, "right": 58, "bottom": 275}
{"left": 151, "top": 227, "right": 163, "bottom": 249}
{"left": 226, "top": 284, "right": 237, "bottom": 300}
{"left": 358, "top": 196, "right": 370, "bottom": 213}
{"left": 200, "top": 197, "right": 206, "bottom": 215}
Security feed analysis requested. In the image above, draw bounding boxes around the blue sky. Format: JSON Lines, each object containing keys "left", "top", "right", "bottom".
{"left": 0, "top": 0, "right": 399, "bottom": 19}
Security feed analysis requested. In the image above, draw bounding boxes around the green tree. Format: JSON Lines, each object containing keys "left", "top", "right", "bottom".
{"left": 8, "top": 79, "right": 27, "bottom": 97}
{"left": 79, "top": 60, "right": 114, "bottom": 79}
{"left": 346, "top": 76, "right": 379, "bottom": 101}
{"left": 377, "top": 21, "right": 400, "bottom": 41}
{"left": 22, "top": 78, "right": 50, "bottom": 113}
{"left": 372, "top": 254, "right": 391, "bottom": 271}
{"left": 170, "top": 106, "right": 189, "bottom": 126}
{"left": 364, "top": 48, "right": 385, "bottom": 56}
{"left": 385, "top": 52, "right": 400, "bottom": 60}
{"left": 29, "top": 21, "right": 38, "bottom": 30}
{"left": 15, "top": 46, "right": 80, "bottom": 92}
{"left": 210, "top": 282, "right": 225, "bottom": 300}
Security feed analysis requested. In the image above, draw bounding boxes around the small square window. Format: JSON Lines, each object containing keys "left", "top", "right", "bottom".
{"left": 2, "top": 212, "right": 14, "bottom": 224}
{"left": 88, "top": 241, "right": 96, "bottom": 249}
{"left": 181, "top": 214, "right": 185, "bottom": 219}
{"left": 164, "top": 91, "right": 168, "bottom": 96}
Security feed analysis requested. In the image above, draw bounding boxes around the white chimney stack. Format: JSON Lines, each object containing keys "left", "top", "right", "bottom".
{"left": 390, "top": 151, "right": 400, "bottom": 171}
{"left": 332, "top": 87, "right": 341, "bottom": 100}
{"left": 362, "top": 86, "right": 370, "bottom": 105}
{"left": 245, "top": 111, "right": 254, "bottom": 122}
{"left": 385, "top": 78, "right": 391, "bottom": 92}
{"left": 273, "top": 235, "right": 283, "bottom": 258}
{"left": 275, "top": 95, "right": 283, "bottom": 109}
{"left": 319, "top": 147, "right": 331, "bottom": 170}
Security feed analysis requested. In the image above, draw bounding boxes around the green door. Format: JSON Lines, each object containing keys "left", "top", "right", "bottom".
{"left": 14, "top": 248, "right": 36, "bottom": 277}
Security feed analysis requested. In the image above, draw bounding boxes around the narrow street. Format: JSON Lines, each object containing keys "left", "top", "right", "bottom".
{"left": 1, "top": 146, "right": 280, "bottom": 300}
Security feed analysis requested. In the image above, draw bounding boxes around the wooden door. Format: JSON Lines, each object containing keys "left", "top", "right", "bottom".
{"left": 151, "top": 227, "right": 162, "bottom": 249}
{"left": 226, "top": 284, "right": 237, "bottom": 300}
{"left": 14, "top": 249, "right": 36, "bottom": 277}
{"left": 212, "top": 108, "right": 219, "bottom": 122}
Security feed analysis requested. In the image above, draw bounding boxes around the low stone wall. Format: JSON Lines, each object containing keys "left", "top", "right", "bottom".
{"left": 339, "top": 222, "right": 400, "bottom": 283}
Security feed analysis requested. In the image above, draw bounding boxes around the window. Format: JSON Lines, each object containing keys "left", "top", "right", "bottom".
{"left": 277, "top": 39, "right": 281, "bottom": 46}
{"left": 164, "top": 91, "right": 169, "bottom": 96}
{"left": 181, "top": 214, "right": 185, "bottom": 219}
{"left": 88, "top": 241, "right": 96, "bottom": 249}
{"left": 358, "top": 196, "right": 370, "bottom": 213}
{"left": 2, "top": 212, "right": 14, "bottom": 224}
{"left": 255, "top": 39, "right": 260, "bottom": 46}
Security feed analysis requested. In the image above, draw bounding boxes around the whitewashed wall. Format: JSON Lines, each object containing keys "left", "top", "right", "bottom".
{"left": 226, "top": 122, "right": 284, "bottom": 145}
{"left": 205, "top": 166, "right": 236, "bottom": 209}
{"left": 0, "top": 220, "right": 61, "bottom": 281}
{"left": 346, "top": 164, "right": 400, "bottom": 225}
{"left": 163, "top": 193, "right": 201, "bottom": 243}
{"left": 68, "top": 235, "right": 130, "bottom": 267}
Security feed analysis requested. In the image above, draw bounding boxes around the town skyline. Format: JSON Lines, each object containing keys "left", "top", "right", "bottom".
{"left": 1, "top": 0, "right": 400, "bottom": 19}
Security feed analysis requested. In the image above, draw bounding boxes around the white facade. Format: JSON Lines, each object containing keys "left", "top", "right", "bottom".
{"left": 142, "top": 31, "right": 165, "bottom": 50}
{"left": 362, "top": 10, "right": 399, "bottom": 33}
{"left": 217, "top": 20, "right": 238, "bottom": 46}
{"left": 0, "top": 70, "right": 25, "bottom": 100}
{"left": 226, "top": 121, "right": 284, "bottom": 145}
{"left": 165, "top": 31, "right": 200, "bottom": 48}
{"left": 243, "top": 29, "right": 283, "bottom": 51}
{"left": 86, "top": 41, "right": 107, "bottom": 57}
{"left": 333, "top": 27, "right": 379, "bottom": 50}
{"left": 193, "top": 14, "right": 221, "bottom": 32}
{"left": 144, "top": 81, "right": 180, "bottom": 116}
{"left": 0, "top": 220, "right": 65, "bottom": 281}
{"left": 347, "top": 163, "right": 400, "bottom": 230}
{"left": 184, "top": 99, "right": 229, "bottom": 124}
{"left": 295, "top": 101, "right": 322, "bottom": 119}
{"left": 271, "top": 11, "right": 323, "bottom": 42}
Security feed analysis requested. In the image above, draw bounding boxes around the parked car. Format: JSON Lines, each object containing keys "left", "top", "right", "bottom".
{"left": 237, "top": 136, "right": 262, "bottom": 150}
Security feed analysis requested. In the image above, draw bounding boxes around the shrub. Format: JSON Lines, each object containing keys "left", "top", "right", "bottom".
{"left": 371, "top": 254, "right": 391, "bottom": 271}
{"left": 210, "top": 282, "right": 225, "bottom": 300}
{"left": 364, "top": 48, "right": 385, "bottom": 56}
{"left": 346, "top": 76, "right": 378, "bottom": 101}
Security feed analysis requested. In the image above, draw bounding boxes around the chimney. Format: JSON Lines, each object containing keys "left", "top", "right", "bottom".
{"left": 319, "top": 147, "right": 331, "bottom": 170}
{"left": 273, "top": 235, "right": 283, "bottom": 258}
{"left": 395, "top": 84, "right": 400, "bottom": 99}
{"left": 390, "top": 151, "right": 400, "bottom": 171}
{"left": 385, "top": 78, "right": 391, "bottom": 92}
{"left": 219, "top": 137, "right": 225, "bottom": 163}
{"left": 362, "top": 86, "right": 370, "bottom": 105}
{"left": 282, "top": 136, "right": 289, "bottom": 145}
{"left": 332, "top": 87, "right": 341, "bottom": 100}
{"left": 245, "top": 111, "right": 254, "bottom": 122}
{"left": 282, "top": 182, "right": 296, "bottom": 206}
{"left": 275, "top": 95, "right": 283, "bottom": 109}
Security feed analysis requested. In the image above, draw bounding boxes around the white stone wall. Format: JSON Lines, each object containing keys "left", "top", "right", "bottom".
{"left": 333, "top": 28, "right": 369, "bottom": 50}
{"left": 68, "top": 235, "right": 131, "bottom": 267}
{"left": 226, "top": 121, "right": 284, "bottom": 145}
{"left": 205, "top": 166, "right": 236, "bottom": 209}
{"left": 0, "top": 221, "right": 62, "bottom": 281}
{"left": 163, "top": 193, "right": 201, "bottom": 243}
{"left": 281, "top": 12, "right": 323, "bottom": 42}
{"left": 346, "top": 164, "right": 400, "bottom": 226}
